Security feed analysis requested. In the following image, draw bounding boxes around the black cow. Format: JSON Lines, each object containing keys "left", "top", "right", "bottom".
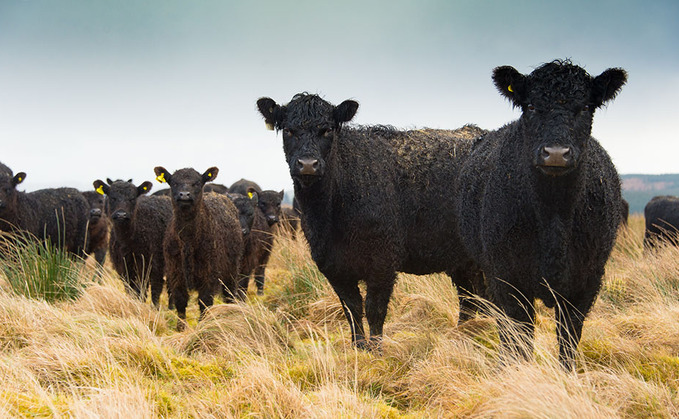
{"left": 644, "top": 196, "right": 679, "bottom": 247}
{"left": 228, "top": 179, "right": 262, "bottom": 197}
{"left": 155, "top": 166, "right": 243, "bottom": 329}
{"left": 237, "top": 189, "right": 283, "bottom": 295}
{"left": 82, "top": 190, "right": 110, "bottom": 266}
{"left": 257, "top": 93, "right": 486, "bottom": 350}
{"left": 0, "top": 162, "right": 89, "bottom": 257}
{"left": 457, "top": 60, "right": 626, "bottom": 370}
{"left": 92, "top": 178, "right": 173, "bottom": 306}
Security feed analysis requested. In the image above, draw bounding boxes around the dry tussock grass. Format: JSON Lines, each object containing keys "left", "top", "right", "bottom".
{"left": 0, "top": 214, "right": 678, "bottom": 417}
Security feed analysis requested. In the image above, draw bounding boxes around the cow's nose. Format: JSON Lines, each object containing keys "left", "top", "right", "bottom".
{"left": 297, "top": 158, "right": 319, "bottom": 175}
{"left": 540, "top": 146, "right": 571, "bottom": 167}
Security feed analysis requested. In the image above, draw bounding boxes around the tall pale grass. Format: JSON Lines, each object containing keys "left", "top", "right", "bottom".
{"left": 0, "top": 231, "right": 86, "bottom": 302}
{"left": 0, "top": 215, "right": 677, "bottom": 417}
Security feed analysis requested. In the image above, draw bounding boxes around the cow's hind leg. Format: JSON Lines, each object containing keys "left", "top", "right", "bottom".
{"left": 450, "top": 265, "right": 486, "bottom": 324}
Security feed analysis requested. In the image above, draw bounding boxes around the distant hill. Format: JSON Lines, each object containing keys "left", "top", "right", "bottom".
{"left": 621, "top": 174, "right": 679, "bottom": 214}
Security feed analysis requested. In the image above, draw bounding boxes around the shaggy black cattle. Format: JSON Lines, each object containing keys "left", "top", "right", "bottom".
{"left": 151, "top": 188, "right": 171, "bottom": 197}
{"left": 82, "top": 190, "right": 110, "bottom": 266}
{"left": 228, "top": 178, "right": 262, "bottom": 196}
{"left": 92, "top": 178, "right": 172, "bottom": 305}
{"left": 644, "top": 196, "right": 679, "bottom": 247}
{"left": 456, "top": 60, "right": 626, "bottom": 369}
{"left": 155, "top": 166, "right": 243, "bottom": 329}
{"left": 621, "top": 198, "right": 630, "bottom": 226}
{"left": 278, "top": 203, "right": 301, "bottom": 239}
{"left": 226, "top": 192, "right": 260, "bottom": 298}
{"left": 237, "top": 189, "right": 284, "bottom": 295}
{"left": 257, "top": 93, "right": 486, "bottom": 349}
{"left": 0, "top": 162, "right": 89, "bottom": 256}
{"left": 258, "top": 190, "right": 283, "bottom": 227}
{"left": 204, "top": 183, "right": 229, "bottom": 194}
{"left": 227, "top": 192, "right": 257, "bottom": 237}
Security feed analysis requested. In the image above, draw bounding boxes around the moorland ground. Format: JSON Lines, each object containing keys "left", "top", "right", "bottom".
{"left": 0, "top": 214, "right": 678, "bottom": 417}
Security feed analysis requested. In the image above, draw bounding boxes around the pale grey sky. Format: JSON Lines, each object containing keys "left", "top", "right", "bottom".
{"left": 0, "top": 0, "right": 677, "bottom": 193}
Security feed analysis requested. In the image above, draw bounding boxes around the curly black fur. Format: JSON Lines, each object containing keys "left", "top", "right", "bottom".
{"left": 257, "top": 93, "right": 487, "bottom": 349}
{"left": 456, "top": 60, "right": 627, "bottom": 370}
{"left": 155, "top": 166, "right": 243, "bottom": 329}
{"left": 92, "top": 178, "right": 172, "bottom": 306}
{"left": 0, "top": 162, "right": 89, "bottom": 257}
{"left": 151, "top": 188, "right": 171, "bottom": 197}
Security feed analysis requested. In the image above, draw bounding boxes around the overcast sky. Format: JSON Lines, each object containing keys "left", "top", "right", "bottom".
{"left": 1, "top": 0, "right": 677, "bottom": 193}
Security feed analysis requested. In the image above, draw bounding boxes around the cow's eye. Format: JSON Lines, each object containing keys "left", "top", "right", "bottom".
{"left": 283, "top": 128, "right": 294, "bottom": 137}
{"left": 583, "top": 104, "right": 590, "bottom": 112}
{"left": 527, "top": 104, "right": 536, "bottom": 112}
{"left": 320, "top": 128, "right": 333, "bottom": 137}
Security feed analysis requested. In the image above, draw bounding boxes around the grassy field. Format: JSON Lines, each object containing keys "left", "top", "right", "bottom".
{"left": 0, "top": 214, "right": 678, "bottom": 417}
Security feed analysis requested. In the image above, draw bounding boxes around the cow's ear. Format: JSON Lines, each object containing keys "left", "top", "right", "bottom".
{"left": 137, "top": 181, "right": 152, "bottom": 196}
{"left": 202, "top": 167, "right": 218, "bottom": 184}
{"left": 12, "top": 172, "right": 26, "bottom": 187}
{"left": 333, "top": 100, "right": 358, "bottom": 127}
{"left": 592, "top": 68, "right": 627, "bottom": 108}
{"left": 493, "top": 66, "right": 526, "bottom": 108}
{"left": 154, "top": 166, "right": 172, "bottom": 184}
{"left": 93, "top": 179, "right": 110, "bottom": 195}
{"left": 106, "top": 178, "right": 114, "bottom": 185}
{"left": 279, "top": 190, "right": 284, "bottom": 200}
{"left": 257, "top": 97, "right": 286, "bottom": 131}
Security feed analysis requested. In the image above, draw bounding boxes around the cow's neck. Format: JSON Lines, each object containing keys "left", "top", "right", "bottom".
{"left": 533, "top": 168, "right": 584, "bottom": 290}
{"left": 295, "top": 173, "right": 334, "bottom": 263}
{"left": 112, "top": 219, "right": 134, "bottom": 242}
{"left": 173, "top": 204, "right": 205, "bottom": 241}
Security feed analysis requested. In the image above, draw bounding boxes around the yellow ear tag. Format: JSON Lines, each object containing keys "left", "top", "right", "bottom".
{"left": 143, "top": 186, "right": 148, "bottom": 191}
{"left": 508, "top": 85, "right": 513, "bottom": 93}
{"left": 156, "top": 173, "right": 166, "bottom": 183}
{"left": 247, "top": 191, "right": 253, "bottom": 199}
{"left": 17, "top": 176, "right": 23, "bottom": 183}
{"left": 208, "top": 172, "right": 212, "bottom": 178}
{"left": 96, "top": 185, "right": 105, "bottom": 195}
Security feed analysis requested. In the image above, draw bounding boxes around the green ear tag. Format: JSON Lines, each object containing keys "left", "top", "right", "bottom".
{"left": 156, "top": 173, "right": 166, "bottom": 183}
{"left": 96, "top": 185, "right": 105, "bottom": 195}
{"left": 508, "top": 85, "right": 514, "bottom": 93}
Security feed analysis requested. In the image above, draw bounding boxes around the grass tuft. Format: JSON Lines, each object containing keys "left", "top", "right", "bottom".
{"left": 0, "top": 232, "right": 86, "bottom": 302}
